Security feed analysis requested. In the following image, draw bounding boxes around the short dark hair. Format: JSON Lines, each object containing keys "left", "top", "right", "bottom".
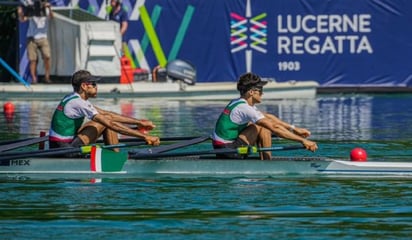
{"left": 236, "top": 72, "right": 267, "bottom": 94}
{"left": 71, "top": 70, "right": 100, "bottom": 92}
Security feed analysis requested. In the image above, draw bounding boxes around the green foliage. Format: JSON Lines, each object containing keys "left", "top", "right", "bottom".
{"left": 0, "top": 5, "right": 17, "bottom": 58}
{"left": 0, "top": 5, "right": 18, "bottom": 81}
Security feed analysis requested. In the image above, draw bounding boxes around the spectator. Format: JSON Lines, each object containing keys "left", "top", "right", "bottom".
{"left": 17, "top": 0, "right": 53, "bottom": 84}
{"left": 109, "top": 0, "right": 128, "bottom": 42}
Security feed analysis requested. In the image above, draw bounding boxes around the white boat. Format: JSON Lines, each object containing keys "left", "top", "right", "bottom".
{"left": 0, "top": 80, "right": 318, "bottom": 100}
{"left": 1, "top": 156, "right": 412, "bottom": 179}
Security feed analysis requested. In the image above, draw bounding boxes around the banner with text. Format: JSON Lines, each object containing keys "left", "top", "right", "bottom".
{"left": 49, "top": 0, "right": 412, "bottom": 85}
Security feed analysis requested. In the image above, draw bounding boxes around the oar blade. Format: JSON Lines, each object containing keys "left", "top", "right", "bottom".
{"left": 90, "top": 147, "right": 127, "bottom": 172}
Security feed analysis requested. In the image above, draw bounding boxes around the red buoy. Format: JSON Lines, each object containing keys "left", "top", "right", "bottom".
{"left": 3, "top": 102, "right": 15, "bottom": 122}
{"left": 350, "top": 147, "right": 368, "bottom": 161}
{"left": 3, "top": 102, "right": 15, "bottom": 114}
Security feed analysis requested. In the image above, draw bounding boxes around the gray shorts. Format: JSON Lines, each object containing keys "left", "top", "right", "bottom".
{"left": 212, "top": 138, "right": 249, "bottom": 159}
{"left": 49, "top": 137, "right": 84, "bottom": 149}
{"left": 48, "top": 137, "right": 85, "bottom": 158}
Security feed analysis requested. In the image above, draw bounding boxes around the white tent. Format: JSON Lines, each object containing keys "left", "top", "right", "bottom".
{"left": 39, "top": 7, "right": 121, "bottom": 80}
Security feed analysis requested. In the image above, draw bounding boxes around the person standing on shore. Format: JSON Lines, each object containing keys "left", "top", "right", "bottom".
{"left": 108, "top": 0, "right": 128, "bottom": 54}
{"left": 17, "top": 1, "right": 53, "bottom": 84}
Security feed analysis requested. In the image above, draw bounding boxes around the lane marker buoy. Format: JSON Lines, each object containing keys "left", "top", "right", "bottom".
{"left": 350, "top": 147, "right": 368, "bottom": 161}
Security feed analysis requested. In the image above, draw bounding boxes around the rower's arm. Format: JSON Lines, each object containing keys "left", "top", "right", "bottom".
{"left": 45, "top": 3, "right": 54, "bottom": 19}
{"left": 17, "top": 6, "right": 27, "bottom": 22}
{"left": 264, "top": 113, "right": 294, "bottom": 131}
{"left": 264, "top": 113, "right": 311, "bottom": 138}
{"left": 92, "top": 113, "right": 159, "bottom": 145}
{"left": 257, "top": 118, "right": 318, "bottom": 152}
{"left": 94, "top": 106, "right": 154, "bottom": 128}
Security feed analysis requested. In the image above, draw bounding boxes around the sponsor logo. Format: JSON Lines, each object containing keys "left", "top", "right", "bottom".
{"left": 230, "top": 8, "right": 267, "bottom": 54}
{"left": 230, "top": 0, "right": 267, "bottom": 72}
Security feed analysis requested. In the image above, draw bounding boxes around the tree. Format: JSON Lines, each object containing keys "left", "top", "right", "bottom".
{"left": 0, "top": 3, "right": 18, "bottom": 82}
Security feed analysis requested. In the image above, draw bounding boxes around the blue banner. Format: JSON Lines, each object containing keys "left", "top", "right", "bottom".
{"left": 20, "top": 0, "right": 412, "bottom": 86}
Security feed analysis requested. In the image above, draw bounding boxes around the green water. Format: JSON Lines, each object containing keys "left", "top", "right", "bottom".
{"left": 1, "top": 94, "right": 412, "bottom": 239}
{"left": 1, "top": 177, "right": 412, "bottom": 239}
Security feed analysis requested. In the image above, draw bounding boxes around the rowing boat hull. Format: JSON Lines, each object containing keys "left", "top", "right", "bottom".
{"left": 1, "top": 156, "right": 412, "bottom": 179}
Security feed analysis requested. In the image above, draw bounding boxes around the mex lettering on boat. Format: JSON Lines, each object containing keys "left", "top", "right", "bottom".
{"left": 0, "top": 159, "right": 30, "bottom": 166}
{"left": 9, "top": 159, "right": 30, "bottom": 166}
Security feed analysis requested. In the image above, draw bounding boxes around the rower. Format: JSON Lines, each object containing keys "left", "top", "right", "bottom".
{"left": 48, "top": 69, "right": 160, "bottom": 152}
{"left": 211, "top": 72, "right": 318, "bottom": 160}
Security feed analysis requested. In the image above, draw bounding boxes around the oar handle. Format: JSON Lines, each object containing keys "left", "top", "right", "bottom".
{"left": 238, "top": 145, "right": 305, "bottom": 154}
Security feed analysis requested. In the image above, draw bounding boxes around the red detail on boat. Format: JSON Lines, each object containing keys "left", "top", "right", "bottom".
{"left": 90, "top": 146, "right": 97, "bottom": 172}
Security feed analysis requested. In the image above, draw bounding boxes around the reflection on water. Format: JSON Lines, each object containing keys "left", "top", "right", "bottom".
{"left": 1, "top": 177, "right": 412, "bottom": 239}
{"left": 2, "top": 94, "right": 410, "bottom": 140}
{"left": 317, "top": 96, "right": 373, "bottom": 140}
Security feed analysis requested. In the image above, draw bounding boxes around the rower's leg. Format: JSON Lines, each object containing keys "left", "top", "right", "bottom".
{"left": 238, "top": 124, "right": 260, "bottom": 146}
{"left": 239, "top": 124, "right": 272, "bottom": 160}
{"left": 103, "top": 128, "right": 120, "bottom": 152}
{"left": 76, "top": 121, "right": 106, "bottom": 145}
{"left": 256, "top": 127, "right": 272, "bottom": 160}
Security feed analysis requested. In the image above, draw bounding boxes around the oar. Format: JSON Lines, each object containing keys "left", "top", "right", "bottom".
{"left": 90, "top": 146, "right": 128, "bottom": 172}
{"left": 97, "top": 135, "right": 204, "bottom": 144}
{"left": 0, "top": 136, "right": 49, "bottom": 152}
{"left": 129, "top": 136, "right": 210, "bottom": 155}
{"left": 0, "top": 138, "right": 35, "bottom": 145}
{"left": 98, "top": 135, "right": 287, "bottom": 144}
{"left": 0, "top": 142, "right": 146, "bottom": 161}
{"left": 130, "top": 145, "right": 305, "bottom": 159}
{"left": 0, "top": 147, "right": 89, "bottom": 161}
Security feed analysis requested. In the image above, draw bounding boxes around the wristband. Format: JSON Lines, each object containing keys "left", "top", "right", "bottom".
{"left": 290, "top": 125, "right": 295, "bottom": 132}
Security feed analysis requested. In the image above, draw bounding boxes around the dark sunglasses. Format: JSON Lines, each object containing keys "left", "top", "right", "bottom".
{"left": 252, "top": 87, "right": 263, "bottom": 94}
{"left": 84, "top": 81, "right": 97, "bottom": 87}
